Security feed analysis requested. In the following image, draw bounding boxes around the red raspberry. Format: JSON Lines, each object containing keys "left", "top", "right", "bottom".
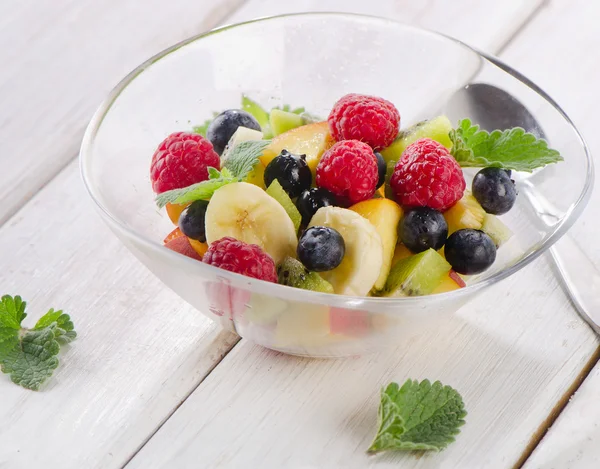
{"left": 328, "top": 93, "right": 400, "bottom": 150}
{"left": 203, "top": 237, "right": 277, "bottom": 283}
{"left": 150, "top": 132, "right": 220, "bottom": 194}
{"left": 316, "top": 140, "right": 378, "bottom": 205}
{"left": 390, "top": 138, "right": 465, "bottom": 211}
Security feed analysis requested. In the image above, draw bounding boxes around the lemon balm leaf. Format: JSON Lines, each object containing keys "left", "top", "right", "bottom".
{"left": 34, "top": 309, "right": 77, "bottom": 344}
{"left": 0, "top": 295, "right": 76, "bottom": 390}
{"left": 450, "top": 118, "right": 563, "bottom": 172}
{"left": 2, "top": 326, "right": 61, "bottom": 391}
{"left": 368, "top": 379, "right": 466, "bottom": 453}
{"left": 223, "top": 140, "right": 271, "bottom": 180}
{"left": 155, "top": 169, "right": 237, "bottom": 209}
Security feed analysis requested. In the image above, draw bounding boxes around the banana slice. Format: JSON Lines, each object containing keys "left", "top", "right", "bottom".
{"left": 309, "top": 206, "right": 383, "bottom": 296}
{"left": 205, "top": 182, "right": 297, "bottom": 264}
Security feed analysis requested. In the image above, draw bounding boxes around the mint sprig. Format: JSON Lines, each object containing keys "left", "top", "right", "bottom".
{"left": 449, "top": 118, "right": 563, "bottom": 172}
{"left": 0, "top": 295, "right": 76, "bottom": 391}
{"left": 223, "top": 140, "right": 270, "bottom": 181}
{"left": 368, "top": 379, "right": 466, "bottom": 453}
{"left": 155, "top": 167, "right": 235, "bottom": 208}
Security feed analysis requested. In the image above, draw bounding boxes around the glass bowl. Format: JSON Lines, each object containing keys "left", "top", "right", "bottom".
{"left": 80, "top": 13, "right": 593, "bottom": 357}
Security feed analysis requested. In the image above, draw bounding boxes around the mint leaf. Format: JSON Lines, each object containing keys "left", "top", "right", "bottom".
{"left": 34, "top": 309, "right": 77, "bottom": 344}
{"left": 0, "top": 294, "right": 27, "bottom": 329}
{"left": 2, "top": 326, "right": 61, "bottom": 391}
{"left": 155, "top": 169, "right": 236, "bottom": 209}
{"left": 223, "top": 140, "right": 270, "bottom": 181}
{"left": 450, "top": 119, "right": 563, "bottom": 172}
{"left": 0, "top": 296, "right": 76, "bottom": 390}
{"left": 0, "top": 295, "right": 26, "bottom": 357}
{"left": 368, "top": 379, "right": 466, "bottom": 453}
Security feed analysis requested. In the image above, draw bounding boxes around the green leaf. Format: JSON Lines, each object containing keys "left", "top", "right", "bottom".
{"left": 449, "top": 118, "right": 563, "bottom": 172}
{"left": 368, "top": 379, "right": 467, "bottom": 453}
{"left": 0, "top": 296, "right": 77, "bottom": 391}
{"left": 223, "top": 140, "right": 271, "bottom": 180}
{"left": 34, "top": 309, "right": 77, "bottom": 344}
{"left": 0, "top": 295, "right": 27, "bottom": 330}
{"left": 155, "top": 168, "right": 237, "bottom": 209}
{"left": 1, "top": 325, "right": 61, "bottom": 391}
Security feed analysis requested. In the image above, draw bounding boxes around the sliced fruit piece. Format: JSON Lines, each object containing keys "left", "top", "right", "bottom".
{"left": 277, "top": 257, "right": 334, "bottom": 293}
{"left": 245, "top": 294, "right": 288, "bottom": 325}
{"left": 188, "top": 238, "right": 208, "bottom": 257}
{"left": 266, "top": 180, "right": 302, "bottom": 232}
{"left": 274, "top": 304, "right": 331, "bottom": 348}
{"left": 163, "top": 227, "right": 184, "bottom": 244}
{"left": 391, "top": 243, "right": 413, "bottom": 266}
{"left": 481, "top": 213, "right": 513, "bottom": 247}
{"left": 329, "top": 307, "right": 370, "bottom": 337}
{"left": 270, "top": 109, "right": 305, "bottom": 136}
{"left": 443, "top": 192, "right": 485, "bottom": 235}
{"left": 309, "top": 206, "right": 383, "bottom": 296}
{"left": 349, "top": 198, "right": 403, "bottom": 291}
{"left": 205, "top": 182, "right": 297, "bottom": 264}
{"left": 382, "top": 248, "right": 451, "bottom": 297}
{"left": 380, "top": 115, "right": 453, "bottom": 164}
{"left": 166, "top": 202, "right": 189, "bottom": 226}
{"left": 432, "top": 270, "right": 466, "bottom": 294}
{"left": 260, "top": 121, "right": 333, "bottom": 178}
{"left": 164, "top": 236, "right": 203, "bottom": 261}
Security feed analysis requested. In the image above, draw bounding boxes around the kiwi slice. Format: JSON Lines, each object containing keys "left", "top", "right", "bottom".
{"left": 382, "top": 248, "right": 451, "bottom": 297}
{"left": 380, "top": 115, "right": 453, "bottom": 164}
{"left": 443, "top": 192, "right": 485, "bottom": 235}
{"left": 241, "top": 95, "right": 272, "bottom": 137}
{"left": 277, "top": 257, "right": 334, "bottom": 294}
{"left": 481, "top": 214, "right": 513, "bottom": 247}
{"left": 270, "top": 109, "right": 305, "bottom": 136}
{"left": 266, "top": 180, "right": 302, "bottom": 232}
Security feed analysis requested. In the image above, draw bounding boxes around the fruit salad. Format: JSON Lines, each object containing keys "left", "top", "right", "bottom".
{"left": 150, "top": 93, "right": 562, "bottom": 299}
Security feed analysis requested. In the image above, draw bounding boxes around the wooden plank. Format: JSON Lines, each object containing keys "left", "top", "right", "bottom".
{"left": 0, "top": 161, "right": 240, "bottom": 468}
{"left": 497, "top": 1, "right": 600, "bottom": 466}
{"left": 123, "top": 2, "right": 600, "bottom": 468}
{"left": 522, "top": 363, "right": 600, "bottom": 468}
{"left": 0, "top": 0, "right": 244, "bottom": 226}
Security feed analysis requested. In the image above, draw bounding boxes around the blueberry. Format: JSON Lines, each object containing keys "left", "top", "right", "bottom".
{"left": 264, "top": 150, "right": 312, "bottom": 198}
{"left": 374, "top": 152, "right": 387, "bottom": 188}
{"left": 445, "top": 229, "right": 496, "bottom": 275}
{"left": 297, "top": 226, "right": 345, "bottom": 272}
{"left": 400, "top": 207, "right": 448, "bottom": 253}
{"left": 296, "top": 188, "right": 338, "bottom": 225}
{"left": 206, "top": 109, "right": 261, "bottom": 155}
{"left": 178, "top": 200, "right": 209, "bottom": 242}
{"left": 472, "top": 167, "right": 517, "bottom": 215}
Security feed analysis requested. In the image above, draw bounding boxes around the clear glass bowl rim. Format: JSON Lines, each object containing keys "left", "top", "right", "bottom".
{"left": 79, "top": 11, "right": 594, "bottom": 309}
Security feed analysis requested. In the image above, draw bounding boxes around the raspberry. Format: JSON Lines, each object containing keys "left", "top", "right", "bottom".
{"left": 390, "top": 138, "right": 465, "bottom": 211}
{"left": 316, "top": 140, "right": 378, "bottom": 205}
{"left": 150, "top": 132, "right": 220, "bottom": 194}
{"left": 203, "top": 237, "right": 277, "bottom": 282}
{"left": 328, "top": 93, "right": 400, "bottom": 150}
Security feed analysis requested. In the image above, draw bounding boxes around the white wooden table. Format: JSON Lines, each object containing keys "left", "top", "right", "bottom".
{"left": 1, "top": 1, "right": 599, "bottom": 468}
